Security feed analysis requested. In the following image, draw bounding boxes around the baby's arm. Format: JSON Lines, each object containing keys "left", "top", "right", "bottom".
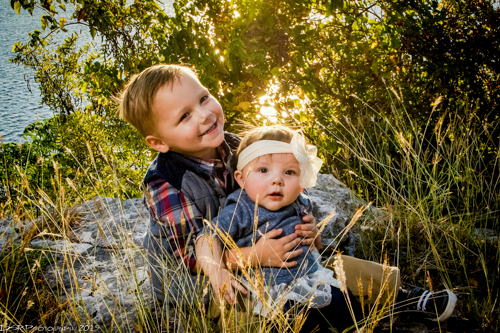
{"left": 195, "top": 235, "right": 246, "bottom": 304}
{"left": 224, "top": 230, "right": 304, "bottom": 268}
{"left": 216, "top": 201, "right": 305, "bottom": 269}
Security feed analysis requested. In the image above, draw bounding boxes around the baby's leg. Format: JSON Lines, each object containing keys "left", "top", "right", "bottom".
{"left": 282, "top": 286, "right": 363, "bottom": 333}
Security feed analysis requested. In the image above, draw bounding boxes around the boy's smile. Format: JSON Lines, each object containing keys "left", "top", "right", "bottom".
{"left": 234, "top": 153, "right": 302, "bottom": 211}
{"left": 146, "top": 74, "right": 225, "bottom": 159}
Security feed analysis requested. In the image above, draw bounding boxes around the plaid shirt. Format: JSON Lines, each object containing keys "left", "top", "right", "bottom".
{"left": 142, "top": 147, "right": 230, "bottom": 270}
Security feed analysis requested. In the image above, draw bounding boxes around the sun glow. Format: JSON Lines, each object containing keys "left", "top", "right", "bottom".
{"left": 258, "top": 79, "right": 310, "bottom": 124}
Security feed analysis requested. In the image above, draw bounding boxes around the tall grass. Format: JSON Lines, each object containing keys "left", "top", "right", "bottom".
{"left": 2, "top": 92, "right": 499, "bottom": 332}
{"left": 0, "top": 179, "right": 364, "bottom": 332}
{"left": 316, "top": 93, "right": 500, "bottom": 330}
{"left": 1, "top": 134, "right": 371, "bottom": 333}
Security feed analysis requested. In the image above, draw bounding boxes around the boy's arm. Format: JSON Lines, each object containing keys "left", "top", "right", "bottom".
{"left": 143, "top": 179, "right": 203, "bottom": 270}
{"left": 296, "top": 212, "right": 321, "bottom": 250}
{"left": 195, "top": 235, "right": 246, "bottom": 304}
{"left": 294, "top": 191, "right": 321, "bottom": 250}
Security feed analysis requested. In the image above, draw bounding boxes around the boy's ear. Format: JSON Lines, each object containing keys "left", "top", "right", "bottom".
{"left": 145, "top": 135, "right": 170, "bottom": 153}
{"left": 234, "top": 170, "right": 245, "bottom": 189}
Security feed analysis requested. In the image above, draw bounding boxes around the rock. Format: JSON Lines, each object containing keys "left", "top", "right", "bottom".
{"left": 0, "top": 216, "right": 36, "bottom": 249}
{"left": 0, "top": 217, "right": 18, "bottom": 249}
{"left": 308, "top": 174, "right": 382, "bottom": 255}
{"left": 5, "top": 174, "right": 379, "bottom": 331}
{"left": 34, "top": 196, "right": 153, "bottom": 332}
{"left": 472, "top": 228, "right": 498, "bottom": 243}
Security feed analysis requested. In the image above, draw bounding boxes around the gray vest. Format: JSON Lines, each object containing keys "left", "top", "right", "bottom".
{"left": 142, "top": 133, "right": 240, "bottom": 302}
{"left": 143, "top": 132, "right": 240, "bottom": 246}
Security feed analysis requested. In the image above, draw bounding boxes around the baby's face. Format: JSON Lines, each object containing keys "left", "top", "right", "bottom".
{"left": 235, "top": 153, "right": 302, "bottom": 211}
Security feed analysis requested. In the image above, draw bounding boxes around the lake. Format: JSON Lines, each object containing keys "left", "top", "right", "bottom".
{"left": 0, "top": 2, "right": 55, "bottom": 143}
{"left": 0, "top": 1, "right": 173, "bottom": 143}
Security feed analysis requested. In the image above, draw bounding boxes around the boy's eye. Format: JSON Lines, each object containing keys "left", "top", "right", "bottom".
{"left": 180, "top": 112, "right": 190, "bottom": 122}
{"left": 258, "top": 168, "right": 268, "bottom": 173}
{"left": 200, "top": 95, "right": 209, "bottom": 103}
{"left": 285, "top": 170, "right": 296, "bottom": 175}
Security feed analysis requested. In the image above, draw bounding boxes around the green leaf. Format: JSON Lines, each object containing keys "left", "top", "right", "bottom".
{"left": 327, "top": 140, "right": 338, "bottom": 153}
{"left": 58, "top": 4, "right": 66, "bottom": 11}
{"left": 41, "top": 15, "right": 47, "bottom": 30}
{"left": 371, "top": 60, "right": 378, "bottom": 74}
{"left": 11, "top": 41, "right": 21, "bottom": 52}
{"left": 270, "top": 67, "right": 280, "bottom": 76}
{"left": 390, "top": 35, "right": 401, "bottom": 49}
{"left": 14, "top": 1, "right": 21, "bottom": 15}
{"left": 78, "top": 81, "right": 88, "bottom": 93}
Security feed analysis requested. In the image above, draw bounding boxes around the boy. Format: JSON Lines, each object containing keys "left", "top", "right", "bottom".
{"left": 118, "top": 64, "right": 457, "bottom": 323}
{"left": 118, "top": 64, "right": 317, "bottom": 305}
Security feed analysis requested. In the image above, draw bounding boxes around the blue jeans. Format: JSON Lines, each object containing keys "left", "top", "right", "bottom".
{"left": 281, "top": 286, "right": 363, "bottom": 333}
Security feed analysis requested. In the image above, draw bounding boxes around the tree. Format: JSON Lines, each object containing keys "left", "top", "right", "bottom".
{"left": 7, "top": 0, "right": 500, "bottom": 204}
{"left": 6, "top": 0, "right": 397, "bottom": 204}
{"left": 5, "top": 0, "right": 500, "bottom": 329}
{"left": 380, "top": 0, "right": 500, "bottom": 118}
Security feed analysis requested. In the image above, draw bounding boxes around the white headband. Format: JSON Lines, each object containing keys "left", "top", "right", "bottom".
{"left": 237, "top": 130, "right": 323, "bottom": 188}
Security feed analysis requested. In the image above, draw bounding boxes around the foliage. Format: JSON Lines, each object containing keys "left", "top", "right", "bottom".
{"left": 7, "top": 0, "right": 499, "bottom": 190}
{"left": 325, "top": 100, "right": 500, "bottom": 330}
{"left": 380, "top": 0, "right": 500, "bottom": 119}
{"left": 4, "top": 0, "right": 500, "bottom": 330}
{"left": 1, "top": 112, "right": 150, "bottom": 209}
{"left": 0, "top": 240, "right": 58, "bottom": 327}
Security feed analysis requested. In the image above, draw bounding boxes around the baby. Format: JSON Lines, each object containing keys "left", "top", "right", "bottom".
{"left": 196, "top": 126, "right": 359, "bottom": 331}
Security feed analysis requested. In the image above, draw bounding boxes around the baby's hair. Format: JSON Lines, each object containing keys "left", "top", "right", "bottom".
{"left": 117, "top": 64, "right": 197, "bottom": 137}
{"left": 236, "top": 125, "right": 298, "bottom": 157}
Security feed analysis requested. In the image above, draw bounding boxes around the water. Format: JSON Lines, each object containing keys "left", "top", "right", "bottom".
{"left": 0, "top": 1, "right": 174, "bottom": 144}
{"left": 0, "top": 2, "right": 55, "bottom": 143}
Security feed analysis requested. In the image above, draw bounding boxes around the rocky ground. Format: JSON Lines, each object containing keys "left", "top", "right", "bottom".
{"left": 1, "top": 174, "right": 480, "bottom": 332}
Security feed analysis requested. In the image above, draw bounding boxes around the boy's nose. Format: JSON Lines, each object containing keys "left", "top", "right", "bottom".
{"left": 196, "top": 106, "right": 214, "bottom": 123}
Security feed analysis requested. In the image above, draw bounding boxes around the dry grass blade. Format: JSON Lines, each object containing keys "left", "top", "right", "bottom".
{"left": 316, "top": 208, "right": 335, "bottom": 234}
{"left": 339, "top": 203, "right": 371, "bottom": 242}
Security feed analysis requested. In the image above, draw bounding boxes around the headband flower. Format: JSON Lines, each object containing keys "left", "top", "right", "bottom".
{"left": 237, "top": 130, "right": 323, "bottom": 188}
{"left": 290, "top": 130, "right": 323, "bottom": 188}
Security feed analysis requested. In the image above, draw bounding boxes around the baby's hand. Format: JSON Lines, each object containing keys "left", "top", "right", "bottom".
{"left": 210, "top": 268, "right": 247, "bottom": 305}
{"left": 295, "top": 212, "right": 321, "bottom": 251}
{"left": 254, "top": 229, "right": 303, "bottom": 268}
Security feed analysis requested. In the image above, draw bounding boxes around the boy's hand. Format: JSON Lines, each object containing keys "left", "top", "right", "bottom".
{"left": 210, "top": 268, "right": 247, "bottom": 305}
{"left": 295, "top": 212, "right": 322, "bottom": 251}
{"left": 254, "top": 229, "right": 303, "bottom": 267}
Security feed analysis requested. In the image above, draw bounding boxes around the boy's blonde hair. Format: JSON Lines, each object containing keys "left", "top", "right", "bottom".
{"left": 236, "top": 125, "right": 297, "bottom": 157}
{"left": 118, "top": 64, "right": 197, "bottom": 137}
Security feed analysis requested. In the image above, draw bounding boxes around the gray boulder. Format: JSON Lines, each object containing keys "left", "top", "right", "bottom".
{"left": 33, "top": 197, "right": 153, "bottom": 331}
{"left": 7, "top": 174, "right": 373, "bottom": 331}
{"left": 308, "top": 174, "right": 380, "bottom": 255}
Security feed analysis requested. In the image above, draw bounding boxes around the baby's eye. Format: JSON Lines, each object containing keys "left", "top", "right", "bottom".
{"left": 200, "top": 95, "right": 209, "bottom": 103}
{"left": 258, "top": 168, "right": 268, "bottom": 173}
{"left": 285, "top": 170, "right": 296, "bottom": 175}
{"left": 180, "top": 112, "right": 190, "bottom": 122}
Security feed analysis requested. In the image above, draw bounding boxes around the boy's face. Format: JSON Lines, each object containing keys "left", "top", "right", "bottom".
{"left": 146, "top": 74, "right": 225, "bottom": 159}
{"left": 234, "top": 153, "right": 302, "bottom": 211}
